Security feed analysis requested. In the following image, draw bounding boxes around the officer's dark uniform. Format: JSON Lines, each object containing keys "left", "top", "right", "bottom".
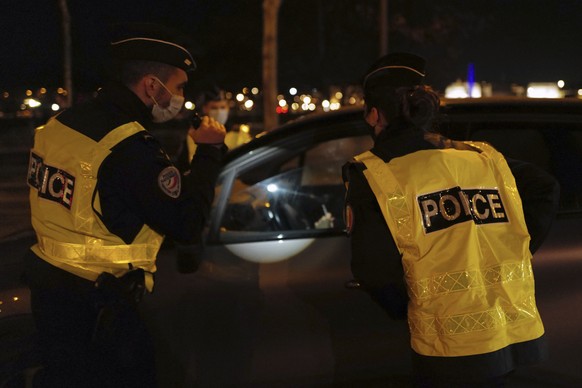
{"left": 24, "top": 25, "right": 225, "bottom": 387}
{"left": 344, "top": 53, "right": 560, "bottom": 387}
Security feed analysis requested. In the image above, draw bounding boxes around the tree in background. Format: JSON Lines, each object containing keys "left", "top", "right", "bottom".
{"left": 58, "top": 0, "right": 73, "bottom": 107}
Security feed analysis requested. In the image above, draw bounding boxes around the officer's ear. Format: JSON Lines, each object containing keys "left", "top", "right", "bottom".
{"left": 365, "top": 106, "right": 380, "bottom": 127}
{"left": 143, "top": 75, "right": 160, "bottom": 99}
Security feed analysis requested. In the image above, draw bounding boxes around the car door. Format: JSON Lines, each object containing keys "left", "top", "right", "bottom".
{"left": 199, "top": 119, "right": 396, "bottom": 384}
{"left": 144, "top": 113, "right": 415, "bottom": 386}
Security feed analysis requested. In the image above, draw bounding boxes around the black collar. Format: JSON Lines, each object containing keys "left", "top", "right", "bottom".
{"left": 371, "top": 118, "right": 437, "bottom": 162}
{"left": 96, "top": 82, "right": 154, "bottom": 128}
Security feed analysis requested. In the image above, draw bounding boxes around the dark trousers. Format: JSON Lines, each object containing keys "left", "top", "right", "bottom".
{"left": 24, "top": 253, "right": 156, "bottom": 388}
{"left": 414, "top": 374, "right": 507, "bottom": 388}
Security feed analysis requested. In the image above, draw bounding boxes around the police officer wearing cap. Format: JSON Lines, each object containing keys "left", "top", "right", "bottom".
{"left": 343, "top": 53, "right": 560, "bottom": 387}
{"left": 24, "top": 23, "right": 226, "bottom": 387}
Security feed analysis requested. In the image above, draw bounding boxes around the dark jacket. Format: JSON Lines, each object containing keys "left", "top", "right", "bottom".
{"left": 343, "top": 117, "right": 560, "bottom": 379}
{"left": 54, "top": 82, "right": 226, "bottom": 245}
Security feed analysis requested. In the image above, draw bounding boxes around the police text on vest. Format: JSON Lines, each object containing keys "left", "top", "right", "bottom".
{"left": 27, "top": 152, "right": 76, "bottom": 209}
{"left": 417, "top": 186, "right": 508, "bottom": 234}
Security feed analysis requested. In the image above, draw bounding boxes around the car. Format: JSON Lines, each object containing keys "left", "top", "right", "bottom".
{"left": 1, "top": 97, "right": 582, "bottom": 387}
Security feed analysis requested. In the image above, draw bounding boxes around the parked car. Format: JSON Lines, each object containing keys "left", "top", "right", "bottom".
{"left": 2, "top": 97, "right": 582, "bottom": 387}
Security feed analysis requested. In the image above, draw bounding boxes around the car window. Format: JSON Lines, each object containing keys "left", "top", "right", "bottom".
{"left": 471, "top": 129, "right": 552, "bottom": 171}
{"left": 218, "top": 135, "right": 372, "bottom": 240}
{"left": 469, "top": 126, "right": 582, "bottom": 215}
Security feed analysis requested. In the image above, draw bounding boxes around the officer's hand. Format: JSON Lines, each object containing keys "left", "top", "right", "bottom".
{"left": 189, "top": 115, "right": 226, "bottom": 146}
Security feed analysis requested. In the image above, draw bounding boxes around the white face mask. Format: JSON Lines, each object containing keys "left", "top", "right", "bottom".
{"left": 150, "top": 77, "right": 185, "bottom": 123}
{"left": 208, "top": 108, "right": 229, "bottom": 125}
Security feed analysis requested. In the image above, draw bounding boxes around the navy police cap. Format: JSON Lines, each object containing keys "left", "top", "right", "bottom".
{"left": 110, "top": 22, "right": 196, "bottom": 72}
{"left": 363, "top": 52, "right": 426, "bottom": 90}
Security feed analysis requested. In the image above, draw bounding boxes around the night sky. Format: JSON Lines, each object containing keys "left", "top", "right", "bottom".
{"left": 1, "top": 0, "right": 581, "bottom": 97}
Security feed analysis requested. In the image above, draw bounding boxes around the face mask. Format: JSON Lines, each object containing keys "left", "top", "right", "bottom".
{"left": 150, "top": 77, "right": 185, "bottom": 123}
{"left": 208, "top": 108, "right": 229, "bottom": 125}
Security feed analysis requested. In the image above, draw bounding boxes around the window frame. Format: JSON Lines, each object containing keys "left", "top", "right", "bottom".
{"left": 207, "top": 117, "right": 370, "bottom": 244}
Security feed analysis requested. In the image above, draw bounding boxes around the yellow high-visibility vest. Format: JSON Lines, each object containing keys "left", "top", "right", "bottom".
{"left": 28, "top": 118, "right": 163, "bottom": 291}
{"left": 354, "top": 141, "right": 544, "bottom": 357}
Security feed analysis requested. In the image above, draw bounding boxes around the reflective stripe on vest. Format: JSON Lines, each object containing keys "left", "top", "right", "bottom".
{"left": 29, "top": 118, "right": 164, "bottom": 289}
{"left": 354, "top": 141, "right": 544, "bottom": 357}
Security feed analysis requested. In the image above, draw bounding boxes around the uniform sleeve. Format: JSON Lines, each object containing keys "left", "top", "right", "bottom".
{"left": 344, "top": 163, "right": 408, "bottom": 319}
{"left": 506, "top": 157, "right": 561, "bottom": 254}
{"left": 97, "top": 134, "right": 225, "bottom": 244}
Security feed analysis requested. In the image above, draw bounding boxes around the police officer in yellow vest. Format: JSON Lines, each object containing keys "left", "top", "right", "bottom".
{"left": 343, "top": 53, "right": 560, "bottom": 387}
{"left": 24, "top": 23, "right": 226, "bottom": 387}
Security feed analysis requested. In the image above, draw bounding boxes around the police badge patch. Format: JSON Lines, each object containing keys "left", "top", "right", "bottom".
{"left": 158, "top": 166, "right": 181, "bottom": 198}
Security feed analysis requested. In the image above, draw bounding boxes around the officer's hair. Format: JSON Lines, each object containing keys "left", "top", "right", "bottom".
{"left": 109, "top": 60, "right": 177, "bottom": 86}
{"left": 365, "top": 85, "right": 440, "bottom": 131}
{"left": 200, "top": 85, "right": 226, "bottom": 105}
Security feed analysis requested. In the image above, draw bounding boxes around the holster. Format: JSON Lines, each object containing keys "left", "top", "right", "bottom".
{"left": 95, "top": 269, "right": 147, "bottom": 305}
{"left": 92, "top": 269, "right": 146, "bottom": 343}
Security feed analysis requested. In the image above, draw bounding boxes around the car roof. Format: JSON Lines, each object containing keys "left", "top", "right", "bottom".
{"left": 440, "top": 96, "right": 582, "bottom": 121}
{"left": 225, "top": 97, "right": 582, "bottom": 163}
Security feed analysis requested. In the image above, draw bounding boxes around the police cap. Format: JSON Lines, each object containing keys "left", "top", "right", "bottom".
{"left": 110, "top": 22, "right": 196, "bottom": 72}
{"left": 363, "top": 52, "right": 426, "bottom": 90}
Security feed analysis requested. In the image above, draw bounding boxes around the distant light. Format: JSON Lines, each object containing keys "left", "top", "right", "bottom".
{"left": 527, "top": 83, "right": 563, "bottom": 98}
{"left": 348, "top": 97, "right": 357, "bottom": 105}
{"left": 40, "top": 87, "right": 47, "bottom": 94}
{"left": 578, "top": 89, "right": 582, "bottom": 96}
{"left": 184, "top": 101, "right": 195, "bottom": 110}
{"left": 251, "top": 87, "right": 259, "bottom": 95}
{"left": 24, "top": 98, "right": 41, "bottom": 108}
{"left": 330, "top": 102, "right": 341, "bottom": 111}
{"left": 445, "top": 85, "right": 469, "bottom": 99}
{"left": 445, "top": 81, "right": 482, "bottom": 98}
{"left": 26, "top": 89, "right": 32, "bottom": 97}
{"left": 308, "top": 103, "right": 316, "bottom": 111}
{"left": 267, "top": 183, "right": 278, "bottom": 193}
{"left": 291, "top": 102, "right": 299, "bottom": 111}
{"left": 303, "top": 95, "right": 311, "bottom": 104}
{"left": 322, "top": 100, "right": 330, "bottom": 112}
{"left": 557, "top": 80, "right": 565, "bottom": 89}
{"left": 240, "top": 124, "right": 250, "bottom": 134}
{"left": 244, "top": 100, "right": 254, "bottom": 110}
{"left": 334, "top": 91, "right": 343, "bottom": 99}
{"left": 51, "top": 103, "right": 60, "bottom": 111}
{"left": 289, "top": 87, "right": 297, "bottom": 96}
{"left": 278, "top": 99, "right": 287, "bottom": 107}
{"left": 242, "top": 87, "right": 249, "bottom": 94}
{"left": 277, "top": 94, "right": 285, "bottom": 100}
{"left": 236, "top": 93, "right": 244, "bottom": 102}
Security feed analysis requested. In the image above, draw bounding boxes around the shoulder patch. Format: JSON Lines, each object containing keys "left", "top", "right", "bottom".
{"left": 158, "top": 166, "right": 181, "bottom": 198}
